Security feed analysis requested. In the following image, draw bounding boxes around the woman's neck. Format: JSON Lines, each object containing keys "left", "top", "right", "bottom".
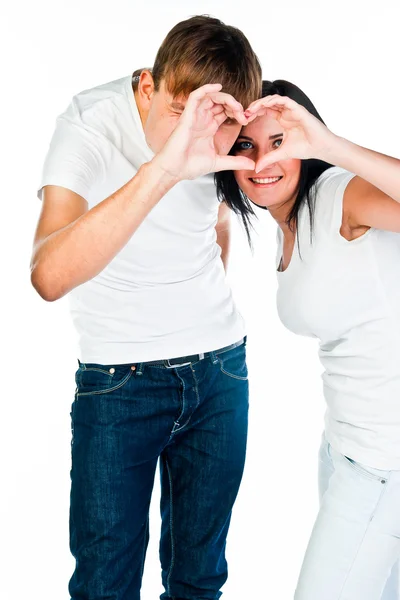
{"left": 268, "top": 200, "right": 296, "bottom": 238}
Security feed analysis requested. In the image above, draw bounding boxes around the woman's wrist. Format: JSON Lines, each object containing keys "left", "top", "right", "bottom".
{"left": 317, "top": 134, "right": 353, "bottom": 167}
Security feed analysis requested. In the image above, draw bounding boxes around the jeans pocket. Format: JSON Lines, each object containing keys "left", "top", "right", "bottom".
{"left": 318, "top": 434, "right": 332, "bottom": 465}
{"left": 342, "top": 455, "right": 388, "bottom": 484}
{"left": 217, "top": 344, "right": 248, "bottom": 381}
{"left": 76, "top": 364, "right": 134, "bottom": 396}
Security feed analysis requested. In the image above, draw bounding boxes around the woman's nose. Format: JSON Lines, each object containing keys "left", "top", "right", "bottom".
{"left": 255, "top": 148, "right": 275, "bottom": 167}
{"left": 255, "top": 154, "right": 277, "bottom": 170}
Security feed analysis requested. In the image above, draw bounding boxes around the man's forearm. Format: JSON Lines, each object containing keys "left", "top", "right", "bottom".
{"left": 31, "top": 161, "right": 179, "bottom": 301}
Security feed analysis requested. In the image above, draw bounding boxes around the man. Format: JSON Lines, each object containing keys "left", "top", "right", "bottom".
{"left": 31, "top": 15, "right": 261, "bottom": 600}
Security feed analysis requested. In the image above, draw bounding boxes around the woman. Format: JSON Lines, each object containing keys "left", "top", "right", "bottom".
{"left": 216, "top": 81, "right": 400, "bottom": 600}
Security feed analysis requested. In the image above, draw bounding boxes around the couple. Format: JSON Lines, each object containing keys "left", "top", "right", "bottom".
{"left": 31, "top": 15, "right": 400, "bottom": 600}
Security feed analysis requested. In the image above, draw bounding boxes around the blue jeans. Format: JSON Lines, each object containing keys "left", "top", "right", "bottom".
{"left": 69, "top": 341, "right": 249, "bottom": 600}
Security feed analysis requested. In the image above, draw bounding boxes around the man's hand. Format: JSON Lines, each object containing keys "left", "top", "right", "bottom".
{"left": 153, "top": 84, "right": 256, "bottom": 180}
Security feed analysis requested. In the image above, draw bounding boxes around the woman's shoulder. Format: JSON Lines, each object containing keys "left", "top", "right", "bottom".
{"left": 312, "top": 167, "right": 357, "bottom": 236}
{"left": 314, "top": 166, "right": 355, "bottom": 194}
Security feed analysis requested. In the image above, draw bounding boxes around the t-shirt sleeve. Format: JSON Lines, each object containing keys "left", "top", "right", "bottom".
{"left": 37, "top": 114, "right": 105, "bottom": 202}
{"left": 314, "top": 167, "right": 356, "bottom": 238}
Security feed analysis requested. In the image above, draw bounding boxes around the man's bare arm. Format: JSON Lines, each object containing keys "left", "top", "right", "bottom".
{"left": 31, "top": 85, "right": 253, "bottom": 302}
{"left": 30, "top": 162, "right": 178, "bottom": 302}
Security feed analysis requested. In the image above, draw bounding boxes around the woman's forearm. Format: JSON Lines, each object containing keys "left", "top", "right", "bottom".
{"left": 320, "top": 136, "right": 400, "bottom": 202}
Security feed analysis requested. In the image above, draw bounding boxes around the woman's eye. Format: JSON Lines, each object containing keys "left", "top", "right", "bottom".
{"left": 234, "top": 141, "right": 253, "bottom": 151}
{"left": 273, "top": 138, "right": 283, "bottom": 149}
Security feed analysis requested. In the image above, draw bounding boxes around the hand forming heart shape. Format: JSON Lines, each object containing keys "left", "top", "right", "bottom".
{"left": 240, "top": 95, "right": 336, "bottom": 172}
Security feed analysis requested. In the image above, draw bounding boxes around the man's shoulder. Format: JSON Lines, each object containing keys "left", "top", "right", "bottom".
{"left": 54, "top": 75, "right": 137, "bottom": 151}
{"left": 60, "top": 75, "right": 132, "bottom": 127}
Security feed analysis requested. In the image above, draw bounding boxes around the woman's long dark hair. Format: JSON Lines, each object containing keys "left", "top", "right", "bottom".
{"left": 215, "top": 80, "right": 333, "bottom": 246}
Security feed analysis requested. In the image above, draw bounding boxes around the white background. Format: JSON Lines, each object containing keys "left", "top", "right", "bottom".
{"left": 1, "top": 0, "right": 399, "bottom": 598}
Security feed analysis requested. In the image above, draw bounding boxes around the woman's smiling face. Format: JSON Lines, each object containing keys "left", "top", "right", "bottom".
{"left": 233, "top": 114, "right": 302, "bottom": 210}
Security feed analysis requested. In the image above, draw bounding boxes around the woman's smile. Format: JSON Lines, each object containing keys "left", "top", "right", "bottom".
{"left": 248, "top": 175, "right": 284, "bottom": 188}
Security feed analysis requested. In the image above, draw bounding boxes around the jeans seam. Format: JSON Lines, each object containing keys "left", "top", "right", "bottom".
{"left": 337, "top": 525, "right": 369, "bottom": 600}
{"left": 217, "top": 346, "right": 248, "bottom": 381}
{"left": 76, "top": 369, "right": 133, "bottom": 396}
{"left": 79, "top": 366, "right": 115, "bottom": 377}
{"left": 190, "top": 364, "right": 201, "bottom": 411}
{"left": 140, "top": 514, "right": 149, "bottom": 581}
{"left": 165, "top": 457, "right": 175, "bottom": 598}
{"left": 218, "top": 360, "right": 248, "bottom": 381}
{"left": 70, "top": 399, "right": 76, "bottom": 449}
{"left": 172, "top": 372, "right": 191, "bottom": 434}
{"left": 337, "top": 475, "right": 391, "bottom": 599}
{"left": 343, "top": 455, "right": 388, "bottom": 483}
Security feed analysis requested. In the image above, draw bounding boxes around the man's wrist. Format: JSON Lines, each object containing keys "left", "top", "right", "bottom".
{"left": 125, "top": 161, "right": 181, "bottom": 211}
{"left": 147, "top": 155, "right": 183, "bottom": 186}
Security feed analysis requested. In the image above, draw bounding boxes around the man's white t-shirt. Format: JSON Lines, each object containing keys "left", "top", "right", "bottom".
{"left": 276, "top": 167, "right": 400, "bottom": 470}
{"left": 38, "top": 75, "right": 246, "bottom": 363}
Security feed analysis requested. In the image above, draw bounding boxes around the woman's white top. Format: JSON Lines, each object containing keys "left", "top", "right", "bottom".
{"left": 276, "top": 167, "right": 400, "bottom": 469}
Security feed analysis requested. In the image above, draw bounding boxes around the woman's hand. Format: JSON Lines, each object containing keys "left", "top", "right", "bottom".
{"left": 244, "top": 95, "right": 337, "bottom": 172}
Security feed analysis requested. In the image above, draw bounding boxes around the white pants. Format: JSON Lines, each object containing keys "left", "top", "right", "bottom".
{"left": 294, "top": 434, "right": 400, "bottom": 600}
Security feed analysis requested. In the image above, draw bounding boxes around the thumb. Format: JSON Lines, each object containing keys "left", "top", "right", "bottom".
{"left": 255, "top": 150, "right": 289, "bottom": 173}
{"left": 215, "top": 155, "right": 255, "bottom": 173}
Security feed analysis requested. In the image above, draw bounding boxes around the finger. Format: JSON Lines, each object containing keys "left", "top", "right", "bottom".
{"left": 244, "top": 95, "right": 279, "bottom": 115}
{"left": 210, "top": 104, "right": 226, "bottom": 116}
{"left": 200, "top": 96, "right": 215, "bottom": 111}
{"left": 208, "top": 92, "right": 247, "bottom": 125}
{"left": 244, "top": 105, "right": 282, "bottom": 123}
{"left": 262, "top": 96, "right": 298, "bottom": 111}
{"left": 245, "top": 95, "right": 297, "bottom": 116}
{"left": 199, "top": 96, "right": 241, "bottom": 124}
{"left": 209, "top": 92, "right": 243, "bottom": 111}
{"left": 214, "top": 112, "right": 228, "bottom": 127}
{"left": 255, "top": 150, "right": 289, "bottom": 173}
{"left": 183, "top": 85, "right": 223, "bottom": 116}
{"left": 180, "top": 86, "right": 224, "bottom": 125}
{"left": 188, "top": 84, "right": 223, "bottom": 103}
{"left": 245, "top": 108, "right": 268, "bottom": 123}
{"left": 215, "top": 155, "right": 256, "bottom": 173}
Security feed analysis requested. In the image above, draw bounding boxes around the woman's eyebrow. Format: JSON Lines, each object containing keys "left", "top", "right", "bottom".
{"left": 237, "top": 133, "right": 283, "bottom": 141}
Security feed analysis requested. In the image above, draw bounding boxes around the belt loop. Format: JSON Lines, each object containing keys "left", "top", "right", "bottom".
{"left": 136, "top": 362, "right": 144, "bottom": 376}
{"left": 210, "top": 350, "right": 218, "bottom": 365}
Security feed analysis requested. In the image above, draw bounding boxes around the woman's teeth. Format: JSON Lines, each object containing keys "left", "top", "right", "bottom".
{"left": 251, "top": 176, "right": 282, "bottom": 184}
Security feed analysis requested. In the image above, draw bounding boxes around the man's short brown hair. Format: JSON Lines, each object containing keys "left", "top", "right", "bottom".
{"left": 135, "top": 15, "right": 261, "bottom": 108}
